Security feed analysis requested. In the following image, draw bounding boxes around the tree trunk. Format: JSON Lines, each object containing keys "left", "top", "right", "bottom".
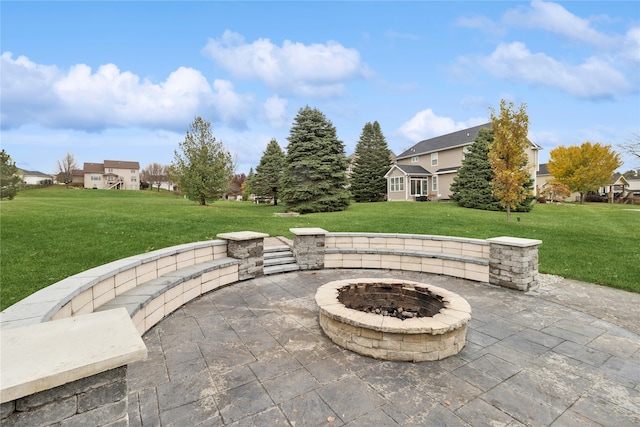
{"left": 506, "top": 205, "right": 511, "bottom": 222}
{"left": 579, "top": 192, "right": 584, "bottom": 204}
{"left": 199, "top": 194, "right": 206, "bottom": 205}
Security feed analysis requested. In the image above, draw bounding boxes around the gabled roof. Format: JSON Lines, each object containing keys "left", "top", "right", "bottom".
{"left": 83, "top": 163, "right": 104, "bottom": 173}
{"left": 397, "top": 123, "right": 491, "bottom": 159}
{"left": 104, "top": 160, "right": 140, "bottom": 169}
{"left": 538, "top": 163, "right": 550, "bottom": 176}
{"left": 18, "top": 169, "right": 52, "bottom": 178}
{"left": 397, "top": 122, "right": 541, "bottom": 160}
{"left": 384, "top": 164, "right": 431, "bottom": 178}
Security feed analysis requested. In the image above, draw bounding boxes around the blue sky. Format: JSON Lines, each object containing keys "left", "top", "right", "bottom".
{"left": 2, "top": 1, "right": 639, "bottom": 176}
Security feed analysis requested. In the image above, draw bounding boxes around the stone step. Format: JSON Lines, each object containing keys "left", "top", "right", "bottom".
{"left": 264, "top": 250, "right": 293, "bottom": 259}
{"left": 264, "top": 256, "right": 296, "bottom": 267}
{"left": 264, "top": 245, "right": 291, "bottom": 254}
{"left": 263, "top": 263, "right": 300, "bottom": 275}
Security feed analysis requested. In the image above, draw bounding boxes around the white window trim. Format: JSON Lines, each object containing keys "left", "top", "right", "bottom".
{"left": 390, "top": 176, "right": 404, "bottom": 192}
{"left": 431, "top": 153, "right": 438, "bottom": 166}
{"left": 411, "top": 156, "right": 419, "bottom": 163}
{"left": 432, "top": 175, "right": 438, "bottom": 192}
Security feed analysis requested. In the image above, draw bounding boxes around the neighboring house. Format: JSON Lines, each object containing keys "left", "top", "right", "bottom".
{"left": 385, "top": 123, "right": 541, "bottom": 201}
{"left": 536, "top": 164, "right": 581, "bottom": 201}
{"left": 83, "top": 160, "right": 140, "bottom": 190}
{"left": 18, "top": 169, "right": 53, "bottom": 185}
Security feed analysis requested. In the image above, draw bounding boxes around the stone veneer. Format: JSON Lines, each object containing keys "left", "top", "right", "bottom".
{"left": 290, "top": 228, "right": 328, "bottom": 270}
{"left": 487, "top": 236, "right": 542, "bottom": 291}
{"left": 217, "top": 231, "right": 269, "bottom": 280}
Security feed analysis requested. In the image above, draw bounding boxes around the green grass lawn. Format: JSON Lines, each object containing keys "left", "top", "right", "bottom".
{"left": 1, "top": 186, "right": 639, "bottom": 310}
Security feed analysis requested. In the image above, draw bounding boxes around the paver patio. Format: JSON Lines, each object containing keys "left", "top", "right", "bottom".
{"left": 126, "top": 268, "right": 640, "bottom": 426}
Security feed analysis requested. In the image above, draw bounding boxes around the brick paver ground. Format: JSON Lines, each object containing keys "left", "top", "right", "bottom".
{"left": 127, "top": 268, "right": 640, "bottom": 426}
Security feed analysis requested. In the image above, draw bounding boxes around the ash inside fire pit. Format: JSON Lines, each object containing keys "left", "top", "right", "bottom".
{"left": 338, "top": 282, "right": 445, "bottom": 320}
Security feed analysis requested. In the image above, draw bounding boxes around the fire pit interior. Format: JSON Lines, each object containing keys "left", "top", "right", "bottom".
{"left": 315, "top": 278, "right": 471, "bottom": 362}
{"left": 338, "top": 282, "right": 445, "bottom": 320}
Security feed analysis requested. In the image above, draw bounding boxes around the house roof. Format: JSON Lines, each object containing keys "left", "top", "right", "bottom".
{"left": 397, "top": 123, "right": 541, "bottom": 160}
{"left": 104, "top": 160, "right": 140, "bottom": 169}
{"left": 538, "top": 163, "right": 550, "bottom": 175}
{"left": 436, "top": 166, "right": 460, "bottom": 174}
{"left": 397, "top": 123, "right": 491, "bottom": 159}
{"left": 83, "top": 163, "right": 104, "bottom": 173}
{"left": 18, "top": 169, "right": 52, "bottom": 178}
{"left": 384, "top": 164, "right": 431, "bottom": 178}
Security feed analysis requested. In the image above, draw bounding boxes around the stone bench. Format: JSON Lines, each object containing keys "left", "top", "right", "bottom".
{"left": 324, "top": 247, "right": 489, "bottom": 282}
{"left": 95, "top": 257, "right": 239, "bottom": 334}
{"left": 0, "top": 240, "right": 234, "bottom": 333}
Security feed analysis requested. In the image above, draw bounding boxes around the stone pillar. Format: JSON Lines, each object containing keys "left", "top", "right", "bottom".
{"left": 217, "top": 231, "right": 269, "bottom": 280}
{"left": 290, "top": 228, "right": 328, "bottom": 270}
{"left": 1, "top": 308, "right": 146, "bottom": 427}
{"left": 487, "top": 237, "right": 542, "bottom": 291}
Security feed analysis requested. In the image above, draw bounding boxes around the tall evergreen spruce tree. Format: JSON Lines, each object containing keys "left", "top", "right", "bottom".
{"left": 350, "top": 121, "right": 392, "bottom": 202}
{"left": 450, "top": 128, "right": 501, "bottom": 210}
{"left": 450, "top": 127, "right": 534, "bottom": 212}
{"left": 282, "top": 106, "right": 350, "bottom": 213}
{"left": 251, "top": 139, "right": 285, "bottom": 205}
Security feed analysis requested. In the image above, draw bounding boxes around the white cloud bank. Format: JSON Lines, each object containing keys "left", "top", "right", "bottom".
{"left": 0, "top": 52, "right": 252, "bottom": 131}
{"left": 399, "top": 109, "right": 486, "bottom": 142}
{"left": 202, "top": 30, "right": 370, "bottom": 97}
{"left": 455, "top": 1, "right": 639, "bottom": 99}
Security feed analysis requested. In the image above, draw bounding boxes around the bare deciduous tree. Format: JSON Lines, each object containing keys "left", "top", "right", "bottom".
{"left": 56, "top": 152, "right": 78, "bottom": 186}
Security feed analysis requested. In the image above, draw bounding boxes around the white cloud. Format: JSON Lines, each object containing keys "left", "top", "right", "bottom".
{"left": 202, "top": 30, "right": 369, "bottom": 97}
{"left": 260, "top": 95, "right": 289, "bottom": 129}
{"left": 456, "top": 15, "right": 505, "bottom": 38}
{"left": 503, "top": 1, "right": 614, "bottom": 48}
{"left": 0, "top": 52, "right": 254, "bottom": 131}
{"left": 398, "top": 109, "right": 486, "bottom": 141}
{"left": 459, "top": 42, "right": 631, "bottom": 99}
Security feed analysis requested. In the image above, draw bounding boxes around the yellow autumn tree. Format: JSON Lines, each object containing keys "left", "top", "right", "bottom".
{"left": 488, "top": 99, "right": 533, "bottom": 221}
{"left": 547, "top": 142, "right": 622, "bottom": 204}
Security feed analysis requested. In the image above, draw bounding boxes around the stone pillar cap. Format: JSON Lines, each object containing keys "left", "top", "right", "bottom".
{"left": 217, "top": 231, "right": 269, "bottom": 241}
{"left": 290, "top": 228, "right": 328, "bottom": 236}
{"left": 1, "top": 308, "right": 147, "bottom": 403}
{"left": 487, "top": 236, "right": 542, "bottom": 247}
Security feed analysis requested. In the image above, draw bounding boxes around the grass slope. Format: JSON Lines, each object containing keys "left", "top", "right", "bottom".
{"left": 1, "top": 187, "right": 638, "bottom": 310}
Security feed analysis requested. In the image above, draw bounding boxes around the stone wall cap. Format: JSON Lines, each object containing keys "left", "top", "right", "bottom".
{"left": 217, "top": 231, "right": 269, "bottom": 241}
{"left": 0, "top": 308, "right": 147, "bottom": 403}
{"left": 487, "top": 236, "right": 542, "bottom": 247}
{"left": 290, "top": 228, "right": 328, "bottom": 236}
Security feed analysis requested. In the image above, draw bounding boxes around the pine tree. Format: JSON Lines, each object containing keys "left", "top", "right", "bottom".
{"left": 171, "top": 116, "right": 234, "bottom": 205}
{"left": 251, "top": 139, "right": 285, "bottom": 205}
{"left": 350, "top": 121, "right": 392, "bottom": 202}
{"left": 0, "top": 149, "right": 21, "bottom": 200}
{"left": 450, "top": 128, "right": 501, "bottom": 210}
{"left": 450, "top": 128, "right": 534, "bottom": 212}
{"left": 282, "top": 106, "right": 350, "bottom": 213}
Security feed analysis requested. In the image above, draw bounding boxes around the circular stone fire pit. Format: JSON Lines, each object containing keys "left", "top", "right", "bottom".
{"left": 315, "top": 278, "right": 471, "bottom": 362}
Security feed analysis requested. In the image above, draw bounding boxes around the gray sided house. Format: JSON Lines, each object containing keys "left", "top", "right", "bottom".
{"left": 385, "top": 123, "right": 541, "bottom": 201}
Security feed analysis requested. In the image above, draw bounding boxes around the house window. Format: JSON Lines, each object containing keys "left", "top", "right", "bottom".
{"left": 431, "top": 153, "right": 438, "bottom": 166}
{"left": 108, "top": 168, "right": 113, "bottom": 173}
{"left": 390, "top": 177, "right": 404, "bottom": 192}
{"left": 131, "top": 177, "right": 137, "bottom": 182}
{"left": 432, "top": 175, "right": 438, "bottom": 192}
{"left": 91, "top": 174, "right": 101, "bottom": 181}
{"left": 462, "top": 146, "right": 469, "bottom": 159}
{"left": 410, "top": 179, "right": 428, "bottom": 196}
{"left": 131, "top": 169, "right": 136, "bottom": 173}
{"left": 411, "top": 156, "right": 419, "bottom": 163}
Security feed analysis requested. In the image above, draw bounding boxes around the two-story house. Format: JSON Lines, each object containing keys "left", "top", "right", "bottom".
{"left": 83, "top": 160, "right": 140, "bottom": 190}
{"left": 385, "top": 123, "right": 540, "bottom": 201}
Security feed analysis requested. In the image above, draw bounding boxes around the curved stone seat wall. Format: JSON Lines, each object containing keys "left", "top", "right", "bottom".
{"left": 324, "top": 232, "right": 490, "bottom": 282}
{"left": 0, "top": 240, "right": 232, "bottom": 332}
